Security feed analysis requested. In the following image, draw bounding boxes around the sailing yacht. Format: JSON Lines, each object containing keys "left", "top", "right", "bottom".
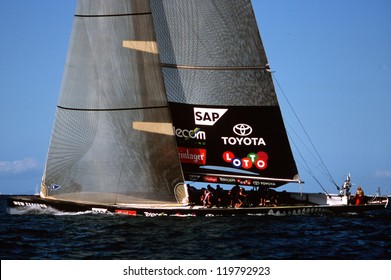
{"left": 8, "top": 0, "right": 388, "bottom": 216}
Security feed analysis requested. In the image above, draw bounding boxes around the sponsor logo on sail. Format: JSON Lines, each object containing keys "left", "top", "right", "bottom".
{"left": 203, "top": 176, "right": 218, "bottom": 183}
{"left": 253, "top": 181, "right": 277, "bottom": 187}
{"left": 178, "top": 147, "right": 207, "bottom": 165}
{"left": 188, "top": 175, "right": 201, "bottom": 181}
{"left": 219, "top": 177, "right": 237, "bottom": 184}
{"left": 237, "top": 179, "right": 252, "bottom": 186}
{"left": 221, "top": 123, "right": 266, "bottom": 146}
{"left": 175, "top": 127, "right": 206, "bottom": 140}
{"left": 233, "top": 123, "right": 253, "bottom": 136}
{"left": 49, "top": 184, "right": 61, "bottom": 191}
{"left": 194, "top": 107, "right": 228, "bottom": 126}
{"left": 223, "top": 151, "right": 269, "bottom": 170}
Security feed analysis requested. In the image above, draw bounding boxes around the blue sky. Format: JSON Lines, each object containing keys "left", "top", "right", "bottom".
{"left": 1, "top": 0, "right": 390, "bottom": 196}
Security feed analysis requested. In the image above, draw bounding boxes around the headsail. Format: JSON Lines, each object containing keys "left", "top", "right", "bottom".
{"left": 150, "top": 0, "right": 300, "bottom": 187}
{"left": 41, "top": 0, "right": 184, "bottom": 204}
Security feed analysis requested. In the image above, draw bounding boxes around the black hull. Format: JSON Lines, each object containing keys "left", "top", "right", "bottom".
{"left": 7, "top": 195, "right": 388, "bottom": 217}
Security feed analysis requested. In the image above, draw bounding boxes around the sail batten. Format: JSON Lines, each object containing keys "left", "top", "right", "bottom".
{"left": 123, "top": 40, "right": 158, "bottom": 54}
{"left": 133, "top": 122, "right": 174, "bottom": 136}
{"left": 161, "top": 64, "right": 270, "bottom": 71}
{"left": 75, "top": 13, "right": 152, "bottom": 18}
{"left": 57, "top": 105, "right": 170, "bottom": 112}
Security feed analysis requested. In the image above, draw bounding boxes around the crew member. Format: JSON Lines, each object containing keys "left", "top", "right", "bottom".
{"left": 354, "top": 186, "right": 364, "bottom": 205}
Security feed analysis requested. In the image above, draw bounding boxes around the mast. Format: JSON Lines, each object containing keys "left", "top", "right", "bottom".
{"left": 150, "top": 0, "right": 300, "bottom": 187}
{"left": 40, "top": 0, "right": 184, "bottom": 204}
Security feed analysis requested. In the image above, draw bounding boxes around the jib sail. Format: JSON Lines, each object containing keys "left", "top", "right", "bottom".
{"left": 40, "top": 0, "right": 184, "bottom": 204}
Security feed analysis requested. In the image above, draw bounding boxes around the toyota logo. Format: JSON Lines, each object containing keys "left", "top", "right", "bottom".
{"left": 233, "top": 123, "right": 253, "bottom": 136}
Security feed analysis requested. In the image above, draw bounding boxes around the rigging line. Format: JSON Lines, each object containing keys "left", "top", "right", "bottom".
{"left": 286, "top": 121, "right": 323, "bottom": 169}
{"left": 288, "top": 134, "right": 332, "bottom": 198}
{"left": 161, "top": 63, "right": 269, "bottom": 71}
{"left": 286, "top": 118, "right": 332, "bottom": 184}
{"left": 287, "top": 121, "right": 332, "bottom": 180}
{"left": 272, "top": 74, "right": 340, "bottom": 190}
{"left": 57, "top": 105, "right": 169, "bottom": 112}
{"left": 292, "top": 150, "right": 325, "bottom": 177}
{"left": 298, "top": 163, "right": 334, "bottom": 200}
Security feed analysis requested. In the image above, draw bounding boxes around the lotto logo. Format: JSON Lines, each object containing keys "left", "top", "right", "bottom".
{"left": 223, "top": 151, "right": 268, "bottom": 170}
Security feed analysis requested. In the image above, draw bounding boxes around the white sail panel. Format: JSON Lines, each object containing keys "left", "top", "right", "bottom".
{"left": 76, "top": 0, "right": 150, "bottom": 15}
{"left": 58, "top": 15, "right": 167, "bottom": 110}
{"left": 41, "top": 0, "right": 184, "bottom": 204}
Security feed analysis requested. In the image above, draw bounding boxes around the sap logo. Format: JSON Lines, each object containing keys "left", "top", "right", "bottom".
{"left": 194, "top": 107, "right": 228, "bottom": 126}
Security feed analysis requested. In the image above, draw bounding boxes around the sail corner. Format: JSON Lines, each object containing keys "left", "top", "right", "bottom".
{"left": 39, "top": 182, "right": 47, "bottom": 198}
{"left": 293, "top": 174, "right": 303, "bottom": 184}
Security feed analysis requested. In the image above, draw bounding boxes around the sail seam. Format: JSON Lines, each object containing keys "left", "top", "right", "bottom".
{"left": 57, "top": 105, "right": 169, "bottom": 112}
{"left": 74, "top": 12, "right": 151, "bottom": 18}
{"left": 162, "top": 63, "right": 270, "bottom": 71}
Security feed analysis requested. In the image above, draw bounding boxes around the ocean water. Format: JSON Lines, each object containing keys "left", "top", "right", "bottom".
{"left": 1, "top": 195, "right": 390, "bottom": 260}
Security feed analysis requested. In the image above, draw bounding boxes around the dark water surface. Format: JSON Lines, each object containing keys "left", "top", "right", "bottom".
{"left": 1, "top": 195, "right": 390, "bottom": 260}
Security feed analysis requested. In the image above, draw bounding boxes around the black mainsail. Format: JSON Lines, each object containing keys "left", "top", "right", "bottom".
{"left": 40, "top": 0, "right": 184, "bottom": 205}
{"left": 150, "top": 0, "right": 300, "bottom": 188}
